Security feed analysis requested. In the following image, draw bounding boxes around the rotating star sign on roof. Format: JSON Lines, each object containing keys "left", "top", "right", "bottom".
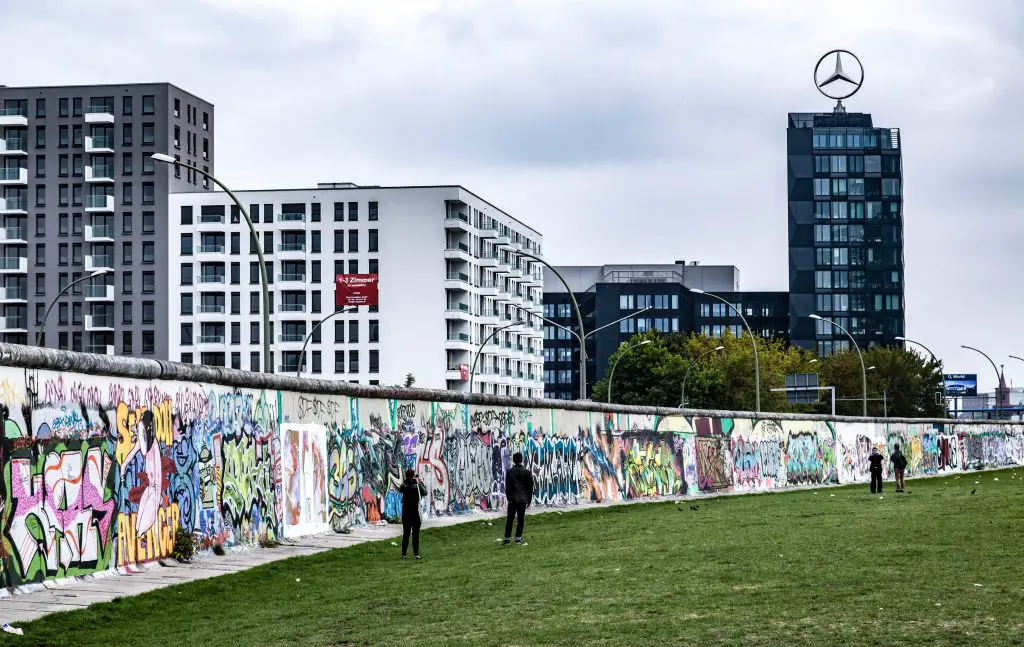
{"left": 814, "top": 49, "right": 864, "bottom": 103}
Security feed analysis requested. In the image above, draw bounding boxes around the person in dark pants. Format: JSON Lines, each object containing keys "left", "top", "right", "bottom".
{"left": 890, "top": 443, "right": 908, "bottom": 492}
{"left": 398, "top": 469, "right": 427, "bottom": 560}
{"left": 503, "top": 452, "right": 534, "bottom": 545}
{"left": 868, "top": 446, "right": 885, "bottom": 494}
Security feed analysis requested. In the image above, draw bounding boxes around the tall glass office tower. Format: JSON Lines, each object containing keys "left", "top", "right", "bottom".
{"left": 787, "top": 110, "right": 905, "bottom": 355}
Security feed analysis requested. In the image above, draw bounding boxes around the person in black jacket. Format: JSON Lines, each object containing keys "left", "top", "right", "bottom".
{"left": 868, "top": 446, "right": 885, "bottom": 494}
{"left": 503, "top": 452, "right": 534, "bottom": 545}
{"left": 398, "top": 469, "right": 427, "bottom": 560}
{"left": 890, "top": 443, "right": 908, "bottom": 492}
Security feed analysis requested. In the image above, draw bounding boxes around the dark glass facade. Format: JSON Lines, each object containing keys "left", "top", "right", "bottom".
{"left": 543, "top": 280, "right": 788, "bottom": 400}
{"left": 787, "top": 111, "right": 905, "bottom": 355}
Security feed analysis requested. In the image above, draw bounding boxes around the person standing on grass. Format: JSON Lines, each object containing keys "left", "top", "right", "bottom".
{"left": 890, "top": 443, "right": 908, "bottom": 493}
{"left": 503, "top": 452, "right": 534, "bottom": 545}
{"left": 399, "top": 469, "right": 427, "bottom": 560}
{"left": 868, "top": 446, "right": 885, "bottom": 494}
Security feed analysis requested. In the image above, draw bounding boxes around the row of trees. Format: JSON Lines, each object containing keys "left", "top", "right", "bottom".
{"left": 590, "top": 331, "right": 944, "bottom": 417}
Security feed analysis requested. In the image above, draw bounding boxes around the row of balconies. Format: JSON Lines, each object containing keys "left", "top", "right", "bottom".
{"left": 444, "top": 210, "right": 541, "bottom": 255}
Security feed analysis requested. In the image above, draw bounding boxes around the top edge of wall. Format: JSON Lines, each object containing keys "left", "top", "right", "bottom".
{"left": 0, "top": 343, "right": 1016, "bottom": 428}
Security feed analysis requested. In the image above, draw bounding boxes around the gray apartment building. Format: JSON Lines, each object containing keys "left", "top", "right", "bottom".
{"left": 0, "top": 83, "right": 214, "bottom": 357}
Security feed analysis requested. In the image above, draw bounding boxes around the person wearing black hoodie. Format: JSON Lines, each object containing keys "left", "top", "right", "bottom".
{"left": 503, "top": 452, "right": 534, "bottom": 545}
{"left": 868, "top": 446, "right": 885, "bottom": 494}
{"left": 398, "top": 469, "right": 427, "bottom": 560}
{"left": 890, "top": 443, "right": 908, "bottom": 492}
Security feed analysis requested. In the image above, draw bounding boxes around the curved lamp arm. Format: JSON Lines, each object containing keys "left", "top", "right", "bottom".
{"left": 469, "top": 321, "right": 521, "bottom": 394}
{"left": 608, "top": 340, "right": 651, "bottom": 403}
{"left": 296, "top": 307, "right": 356, "bottom": 378}
{"left": 693, "top": 289, "right": 760, "bottom": 412}
{"left": 812, "top": 314, "right": 867, "bottom": 416}
{"left": 37, "top": 270, "right": 111, "bottom": 347}
{"left": 153, "top": 154, "right": 272, "bottom": 373}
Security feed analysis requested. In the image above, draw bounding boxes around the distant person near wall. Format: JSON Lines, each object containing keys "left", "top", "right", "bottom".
{"left": 503, "top": 452, "right": 534, "bottom": 546}
{"left": 868, "top": 446, "right": 885, "bottom": 494}
{"left": 890, "top": 444, "right": 908, "bottom": 493}
{"left": 399, "top": 469, "right": 427, "bottom": 560}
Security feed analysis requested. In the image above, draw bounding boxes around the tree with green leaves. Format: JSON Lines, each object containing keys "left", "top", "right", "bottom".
{"left": 592, "top": 331, "right": 942, "bottom": 417}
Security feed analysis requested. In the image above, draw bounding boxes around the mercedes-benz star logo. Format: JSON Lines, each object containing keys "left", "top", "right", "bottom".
{"left": 814, "top": 49, "right": 864, "bottom": 101}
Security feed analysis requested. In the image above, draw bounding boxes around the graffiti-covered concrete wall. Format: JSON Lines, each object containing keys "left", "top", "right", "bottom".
{"left": 1, "top": 344, "right": 1021, "bottom": 588}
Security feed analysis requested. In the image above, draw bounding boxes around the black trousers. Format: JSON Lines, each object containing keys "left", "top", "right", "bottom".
{"left": 402, "top": 515, "right": 421, "bottom": 556}
{"left": 504, "top": 502, "right": 527, "bottom": 540}
{"left": 870, "top": 471, "right": 883, "bottom": 493}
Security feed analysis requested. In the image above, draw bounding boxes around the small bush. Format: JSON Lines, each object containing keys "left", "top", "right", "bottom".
{"left": 172, "top": 527, "right": 196, "bottom": 563}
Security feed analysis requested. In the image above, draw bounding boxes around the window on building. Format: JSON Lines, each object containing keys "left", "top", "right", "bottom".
{"left": 348, "top": 202, "right": 358, "bottom": 221}
{"left": 368, "top": 229, "right": 378, "bottom": 252}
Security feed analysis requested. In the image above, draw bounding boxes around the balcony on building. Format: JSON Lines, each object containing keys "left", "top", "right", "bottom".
{"left": 278, "top": 330, "right": 307, "bottom": 344}
{"left": 0, "top": 137, "right": 27, "bottom": 156}
{"left": 0, "top": 167, "right": 27, "bottom": 186}
{"left": 84, "top": 106, "right": 116, "bottom": 124}
{"left": 0, "top": 285, "right": 27, "bottom": 302}
{"left": 198, "top": 206, "right": 226, "bottom": 229}
{"left": 196, "top": 333, "right": 226, "bottom": 345}
{"left": 84, "top": 194, "right": 115, "bottom": 212}
{"left": 85, "top": 164, "right": 115, "bottom": 183}
{"left": 84, "top": 220, "right": 115, "bottom": 242}
{"left": 198, "top": 271, "right": 226, "bottom": 284}
{"left": 280, "top": 293, "right": 307, "bottom": 313}
{"left": 0, "top": 197, "right": 27, "bottom": 215}
{"left": 444, "top": 240, "right": 473, "bottom": 263}
{"left": 84, "top": 283, "right": 115, "bottom": 302}
{"left": 278, "top": 205, "right": 306, "bottom": 228}
{"left": 84, "top": 344, "right": 115, "bottom": 355}
{"left": 0, "top": 108, "right": 28, "bottom": 128}
{"left": 445, "top": 300, "right": 473, "bottom": 322}
{"left": 197, "top": 233, "right": 226, "bottom": 259}
{"left": 1, "top": 314, "right": 27, "bottom": 331}
{"left": 84, "top": 135, "right": 114, "bottom": 154}
{"left": 278, "top": 271, "right": 306, "bottom": 285}
{"left": 84, "top": 253, "right": 113, "bottom": 272}
{"left": 0, "top": 256, "right": 27, "bottom": 273}
{"left": 444, "top": 203, "right": 474, "bottom": 233}
{"left": 444, "top": 270, "right": 471, "bottom": 292}
{"left": 84, "top": 314, "right": 115, "bottom": 331}
{"left": 277, "top": 236, "right": 306, "bottom": 260}
{"left": 0, "top": 225, "right": 27, "bottom": 244}
{"left": 482, "top": 224, "right": 511, "bottom": 246}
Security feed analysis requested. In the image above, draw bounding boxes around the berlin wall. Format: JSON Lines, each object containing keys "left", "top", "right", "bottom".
{"left": 1, "top": 343, "right": 1021, "bottom": 588}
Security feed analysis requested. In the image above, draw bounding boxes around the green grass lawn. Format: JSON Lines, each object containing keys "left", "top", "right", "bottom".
{"left": 11, "top": 469, "right": 1024, "bottom": 647}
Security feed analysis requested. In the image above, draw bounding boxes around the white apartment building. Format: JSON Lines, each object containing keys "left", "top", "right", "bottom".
{"left": 168, "top": 184, "right": 544, "bottom": 397}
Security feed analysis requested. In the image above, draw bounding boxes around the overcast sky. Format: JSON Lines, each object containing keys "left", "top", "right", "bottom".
{"left": 5, "top": 0, "right": 1023, "bottom": 391}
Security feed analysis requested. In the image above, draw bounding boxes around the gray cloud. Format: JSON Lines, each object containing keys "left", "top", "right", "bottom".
{"left": 6, "top": 0, "right": 1024, "bottom": 391}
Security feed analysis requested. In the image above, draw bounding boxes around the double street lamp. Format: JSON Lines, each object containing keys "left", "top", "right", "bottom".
{"left": 607, "top": 339, "right": 651, "bottom": 403}
{"left": 690, "top": 288, "right": 761, "bottom": 412}
{"left": 810, "top": 314, "right": 867, "bottom": 416}
{"left": 151, "top": 154, "right": 272, "bottom": 374}
{"left": 37, "top": 269, "right": 112, "bottom": 347}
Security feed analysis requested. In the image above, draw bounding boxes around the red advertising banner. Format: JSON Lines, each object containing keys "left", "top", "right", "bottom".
{"left": 335, "top": 274, "right": 379, "bottom": 307}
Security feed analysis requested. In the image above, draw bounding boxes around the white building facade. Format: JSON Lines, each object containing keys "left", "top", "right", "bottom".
{"left": 168, "top": 184, "right": 544, "bottom": 397}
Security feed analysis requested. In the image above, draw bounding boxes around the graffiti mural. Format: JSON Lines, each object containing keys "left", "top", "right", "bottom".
{"left": 1, "top": 361, "right": 1023, "bottom": 588}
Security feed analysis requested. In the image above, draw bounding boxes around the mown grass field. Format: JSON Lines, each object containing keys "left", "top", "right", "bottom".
{"left": 9, "top": 468, "right": 1024, "bottom": 646}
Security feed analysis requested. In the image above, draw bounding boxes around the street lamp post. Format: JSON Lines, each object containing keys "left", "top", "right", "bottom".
{"left": 896, "top": 335, "right": 946, "bottom": 416}
{"left": 690, "top": 288, "right": 760, "bottom": 412}
{"left": 152, "top": 154, "right": 272, "bottom": 373}
{"left": 296, "top": 307, "right": 356, "bottom": 378}
{"left": 962, "top": 345, "right": 1004, "bottom": 419}
{"left": 607, "top": 340, "right": 651, "bottom": 403}
{"left": 507, "top": 250, "right": 588, "bottom": 399}
{"left": 811, "top": 314, "right": 867, "bottom": 416}
{"left": 468, "top": 321, "right": 521, "bottom": 395}
{"left": 680, "top": 345, "right": 725, "bottom": 408}
{"left": 37, "top": 270, "right": 112, "bottom": 347}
